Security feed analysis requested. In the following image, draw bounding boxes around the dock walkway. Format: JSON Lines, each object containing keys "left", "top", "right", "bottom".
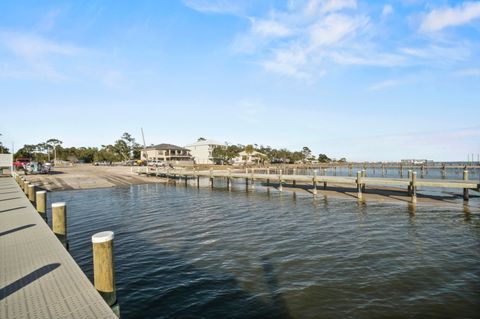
{"left": 0, "top": 177, "right": 116, "bottom": 318}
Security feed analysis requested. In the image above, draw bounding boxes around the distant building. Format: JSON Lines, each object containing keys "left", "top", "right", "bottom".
{"left": 185, "top": 139, "right": 225, "bottom": 164}
{"left": 232, "top": 150, "right": 267, "bottom": 165}
{"left": 141, "top": 144, "right": 193, "bottom": 165}
{"left": 401, "top": 159, "right": 429, "bottom": 165}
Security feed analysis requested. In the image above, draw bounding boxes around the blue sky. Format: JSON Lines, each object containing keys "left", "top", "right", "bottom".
{"left": 0, "top": 0, "right": 479, "bottom": 161}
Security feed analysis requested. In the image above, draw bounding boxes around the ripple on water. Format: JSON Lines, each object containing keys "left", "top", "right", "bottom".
{"left": 49, "top": 185, "right": 480, "bottom": 318}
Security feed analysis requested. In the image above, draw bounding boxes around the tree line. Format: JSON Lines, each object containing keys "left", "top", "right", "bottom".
{"left": 13, "top": 133, "right": 142, "bottom": 163}
{"left": 213, "top": 144, "right": 337, "bottom": 164}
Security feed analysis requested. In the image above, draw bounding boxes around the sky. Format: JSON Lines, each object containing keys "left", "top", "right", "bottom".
{"left": 0, "top": 0, "right": 479, "bottom": 161}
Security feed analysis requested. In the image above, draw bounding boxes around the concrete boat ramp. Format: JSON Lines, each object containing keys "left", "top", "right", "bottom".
{"left": 0, "top": 176, "right": 116, "bottom": 318}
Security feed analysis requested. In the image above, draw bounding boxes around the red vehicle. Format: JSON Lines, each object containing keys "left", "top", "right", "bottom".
{"left": 13, "top": 157, "right": 30, "bottom": 169}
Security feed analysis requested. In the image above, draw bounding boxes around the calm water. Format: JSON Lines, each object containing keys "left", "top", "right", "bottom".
{"left": 47, "top": 183, "right": 480, "bottom": 318}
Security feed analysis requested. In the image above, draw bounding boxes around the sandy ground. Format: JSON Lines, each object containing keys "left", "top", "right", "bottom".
{"left": 19, "top": 164, "right": 479, "bottom": 209}
{"left": 21, "top": 165, "right": 164, "bottom": 191}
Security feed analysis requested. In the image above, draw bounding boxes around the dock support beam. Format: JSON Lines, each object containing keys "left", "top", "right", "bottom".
{"left": 92, "top": 231, "right": 119, "bottom": 316}
{"left": 356, "top": 171, "right": 363, "bottom": 200}
{"left": 36, "top": 190, "right": 47, "bottom": 221}
{"left": 463, "top": 170, "right": 469, "bottom": 201}
{"left": 52, "top": 202, "right": 68, "bottom": 250}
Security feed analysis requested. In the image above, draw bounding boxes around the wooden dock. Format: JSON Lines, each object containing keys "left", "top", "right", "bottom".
{"left": 137, "top": 167, "right": 480, "bottom": 203}
{"left": 0, "top": 176, "right": 117, "bottom": 318}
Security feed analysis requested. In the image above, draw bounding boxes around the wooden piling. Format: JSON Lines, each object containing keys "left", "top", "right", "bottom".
{"left": 92, "top": 231, "right": 118, "bottom": 314}
{"left": 407, "top": 170, "right": 412, "bottom": 195}
{"left": 356, "top": 171, "right": 363, "bottom": 200}
{"left": 28, "top": 184, "right": 35, "bottom": 203}
{"left": 52, "top": 202, "right": 68, "bottom": 249}
{"left": 411, "top": 172, "right": 417, "bottom": 204}
{"left": 36, "top": 190, "right": 47, "bottom": 220}
{"left": 463, "top": 170, "right": 469, "bottom": 201}
{"left": 23, "top": 181, "right": 29, "bottom": 194}
{"left": 361, "top": 170, "right": 366, "bottom": 192}
{"left": 209, "top": 168, "right": 214, "bottom": 189}
{"left": 312, "top": 170, "right": 317, "bottom": 195}
{"left": 279, "top": 169, "right": 283, "bottom": 192}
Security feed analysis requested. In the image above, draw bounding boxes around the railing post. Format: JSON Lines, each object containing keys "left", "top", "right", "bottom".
{"left": 463, "top": 170, "right": 469, "bottom": 201}
{"left": 92, "top": 231, "right": 119, "bottom": 316}
{"left": 52, "top": 202, "right": 68, "bottom": 249}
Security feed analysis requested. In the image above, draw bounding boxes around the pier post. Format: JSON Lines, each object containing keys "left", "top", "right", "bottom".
{"left": 312, "top": 170, "right": 317, "bottom": 195}
{"left": 52, "top": 202, "right": 68, "bottom": 249}
{"left": 36, "top": 190, "right": 47, "bottom": 221}
{"left": 407, "top": 170, "right": 412, "bottom": 195}
{"left": 463, "top": 170, "right": 469, "bottom": 201}
{"left": 228, "top": 168, "right": 232, "bottom": 191}
{"left": 382, "top": 163, "right": 385, "bottom": 177}
{"left": 210, "top": 168, "right": 214, "bottom": 189}
{"left": 361, "top": 170, "right": 366, "bottom": 192}
{"left": 279, "top": 169, "right": 283, "bottom": 192}
{"left": 411, "top": 172, "right": 417, "bottom": 204}
{"left": 23, "top": 181, "right": 29, "bottom": 194}
{"left": 28, "top": 184, "right": 36, "bottom": 203}
{"left": 348, "top": 164, "right": 352, "bottom": 176}
{"left": 356, "top": 171, "right": 363, "bottom": 200}
{"left": 92, "top": 231, "right": 119, "bottom": 316}
{"left": 250, "top": 171, "right": 255, "bottom": 190}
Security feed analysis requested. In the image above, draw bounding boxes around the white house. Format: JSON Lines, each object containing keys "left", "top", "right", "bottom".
{"left": 232, "top": 150, "right": 267, "bottom": 165}
{"left": 185, "top": 139, "right": 225, "bottom": 164}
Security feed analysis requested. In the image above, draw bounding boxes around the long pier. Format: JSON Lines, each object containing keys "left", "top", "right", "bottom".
{"left": 136, "top": 167, "right": 479, "bottom": 203}
{"left": 0, "top": 176, "right": 117, "bottom": 318}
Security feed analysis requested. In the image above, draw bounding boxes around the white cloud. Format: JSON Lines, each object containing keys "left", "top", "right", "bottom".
{"left": 309, "top": 13, "right": 368, "bottom": 47}
{"left": 368, "top": 79, "right": 401, "bottom": 91}
{"left": 382, "top": 4, "right": 393, "bottom": 17}
{"left": 420, "top": 1, "right": 480, "bottom": 32}
{"left": 251, "top": 19, "right": 292, "bottom": 38}
{"left": 182, "top": 0, "right": 244, "bottom": 15}
{"left": 305, "top": 0, "right": 357, "bottom": 15}
{"left": 455, "top": 68, "right": 480, "bottom": 77}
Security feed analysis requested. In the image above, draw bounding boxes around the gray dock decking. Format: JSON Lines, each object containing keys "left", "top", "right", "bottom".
{"left": 0, "top": 177, "right": 116, "bottom": 318}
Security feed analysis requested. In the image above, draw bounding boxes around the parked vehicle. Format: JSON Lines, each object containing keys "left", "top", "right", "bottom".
{"left": 24, "top": 162, "right": 51, "bottom": 174}
{"left": 13, "top": 157, "right": 30, "bottom": 169}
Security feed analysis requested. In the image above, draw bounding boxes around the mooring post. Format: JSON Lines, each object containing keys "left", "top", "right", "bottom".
{"left": 52, "top": 202, "right": 68, "bottom": 249}
{"left": 28, "top": 184, "right": 36, "bottom": 203}
{"left": 312, "top": 170, "right": 318, "bottom": 195}
{"left": 411, "top": 172, "right": 417, "bottom": 204}
{"left": 407, "top": 170, "right": 412, "bottom": 195}
{"left": 463, "top": 170, "right": 469, "bottom": 201}
{"left": 356, "top": 171, "right": 363, "bottom": 200}
{"left": 36, "top": 190, "right": 47, "bottom": 221}
{"left": 23, "top": 181, "right": 29, "bottom": 194}
{"left": 279, "top": 169, "right": 283, "bottom": 192}
{"left": 92, "top": 231, "right": 119, "bottom": 316}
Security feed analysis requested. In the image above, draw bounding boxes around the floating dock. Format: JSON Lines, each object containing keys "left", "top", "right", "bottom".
{"left": 0, "top": 176, "right": 116, "bottom": 318}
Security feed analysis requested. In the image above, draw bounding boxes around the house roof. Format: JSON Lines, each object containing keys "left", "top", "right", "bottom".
{"left": 185, "top": 139, "right": 224, "bottom": 147}
{"left": 146, "top": 143, "right": 188, "bottom": 151}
